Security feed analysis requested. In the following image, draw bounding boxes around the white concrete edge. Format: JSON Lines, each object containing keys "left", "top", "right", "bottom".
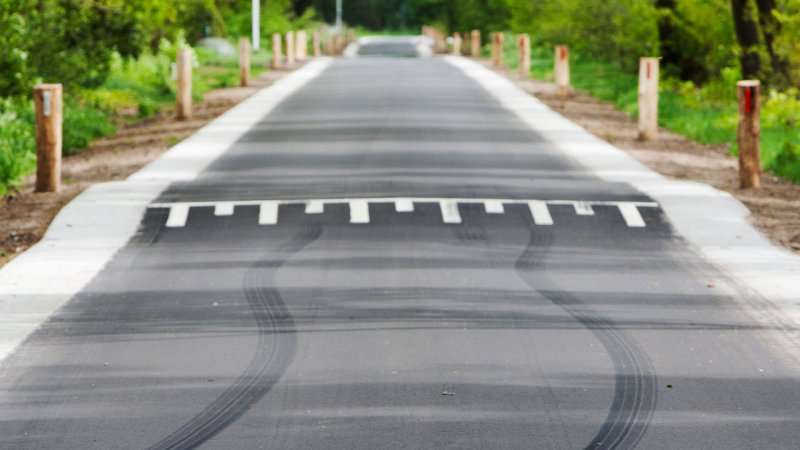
{"left": 0, "top": 58, "right": 334, "bottom": 363}
{"left": 444, "top": 55, "right": 800, "bottom": 327}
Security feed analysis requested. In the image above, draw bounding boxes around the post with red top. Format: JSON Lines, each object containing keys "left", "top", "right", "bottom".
{"left": 271, "top": 33, "right": 282, "bottom": 69}
{"left": 737, "top": 80, "right": 761, "bottom": 189}
{"left": 33, "top": 84, "right": 62, "bottom": 193}
{"left": 518, "top": 34, "right": 531, "bottom": 78}
{"left": 239, "top": 38, "right": 251, "bottom": 87}
{"left": 554, "top": 45, "right": 570, "bottom": 98}
{"left": 452, "top": 32, "right": 461, "bottom": 55}
{"left": 176, "top": 49, "right": 192, "bottom": 120}
{"left": 471, "top": 30, "right": 481, "bottom": 58}
{"left": 638, "top": 57, "right": 659, "bottom": 141}
{"left": 492, "top": 32, "right": 504, "bottom": 66}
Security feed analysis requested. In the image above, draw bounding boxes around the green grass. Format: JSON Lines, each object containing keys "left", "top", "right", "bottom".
{"left": 0, "top": 38, "right": 272, "bottom": 194}
{"left": 493, "top": 34, "right": 800, "bottom": 184}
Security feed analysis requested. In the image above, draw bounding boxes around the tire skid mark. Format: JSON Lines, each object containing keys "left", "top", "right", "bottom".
{"left": 149, "top": 226, "right": 321, "bottom": 450}
{"left": 515, "top": 229, "right": 657, "bottom": 450}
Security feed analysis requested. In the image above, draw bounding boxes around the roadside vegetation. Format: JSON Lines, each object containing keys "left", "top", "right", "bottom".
{"left": 343, "top": 0, "right": 800, "bottom": 185}
{"left": 0, "top": 0, "right": 313, "bottom": 195}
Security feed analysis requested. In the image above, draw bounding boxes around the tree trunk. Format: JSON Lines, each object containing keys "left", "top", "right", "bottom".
{"left": 730, "top": 0, "right": 762, "bottom": 79}
{"left": 754, "top": 0, "right": 789, "bottom": 86}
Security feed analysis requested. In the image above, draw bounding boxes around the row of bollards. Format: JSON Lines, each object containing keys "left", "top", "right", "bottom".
{"left": 429, "top": 26, "right": 763, "bottom": 190}
{"left": 33, "top": 30, "right": 328, "bottom": 193}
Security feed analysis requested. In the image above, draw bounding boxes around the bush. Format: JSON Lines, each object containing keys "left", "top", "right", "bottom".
{"left": 0, "top": 106, "right": 35, "bottom": 194}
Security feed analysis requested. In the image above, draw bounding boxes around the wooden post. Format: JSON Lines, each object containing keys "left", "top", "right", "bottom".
{"left": 638, "top": 57, "right": 660, "bottom": 141}
{"left": 176, "top": 48, "right": 192, "bottom": 120}
{"left": 296, "top": 30, "right": 308, "bottom": 60}
{"left": 518, "top": 34, "right": 531, "bottom": 77}
{"left": 471, "top": 30, "right": 481, "bottom": 58}
{"left": 462, "top": 32, "right": 469, "bottom": 55}
{"left": 737, "top": 80, "right": 761, "bottom": 189}
{"left": 33, "top": 84, "right": 62, "bottom": 193}
{"left": 555, "top": 45, "right": 570, "bottom": 98}
{"left": 271, "top": 33, "right": 282, "bottom": 69}
{"left": 239, "top": 38, "right": 251, "bottom": 87}
{"left": 334, "top": 34, "right": 344, "bottom": 55}
{"left": 313, "top": 31, "right": 321, "bottom": 57}
{"left": 492, "top": 32, "right": 504, "bottom": 66}
{"left": 286, "top": 31, "right": 296, "bottom": 65}
{"left": 452, "top": 32, "right": 461, "bottom": 55}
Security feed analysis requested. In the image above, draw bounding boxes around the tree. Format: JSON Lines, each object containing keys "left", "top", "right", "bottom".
{"left": 731, "top": 0, "right": 762, "bottom": 79}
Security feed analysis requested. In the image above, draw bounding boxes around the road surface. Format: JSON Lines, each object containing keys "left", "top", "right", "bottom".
{"left": 1, "top": 37, "right": 798, "bottom": 449}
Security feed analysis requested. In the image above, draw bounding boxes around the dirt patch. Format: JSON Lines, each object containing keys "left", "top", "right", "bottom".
{"left": 486, "top": 61, "right": 800, "bottom": 255}
{"left": 0, "top": 64, "right": 305, "bottom": 269}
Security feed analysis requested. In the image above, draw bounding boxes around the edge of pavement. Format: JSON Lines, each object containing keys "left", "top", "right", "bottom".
{"left": 445, "top": 55, "right": 800, "bottom": 334}
{"left": 0, "top": 58, "right": 334, "bottom": 364}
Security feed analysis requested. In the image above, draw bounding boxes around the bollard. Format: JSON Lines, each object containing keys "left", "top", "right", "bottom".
{"left": 334, "top": 34, "right": 344, "bottom": 55}
{"left": 286, "top": 31, "right": 296, "bottom": 65}
{"left": 33, "top": 84, "right": 62, "bottom": 193}
{"left": 176, "top": 49, "right": 192, "bottom": 120}
{"left": 452, "top": 32, "right": 461, "bottom": 55}
{"left": 313, "top": 31, "right": 321, "bottom": 57}
{"left": 239, "top": 38, "right": 251, "bottom": 87}
{"left": 492, "top": 32, "right": 504, "bottom": 66}
{"left": 297, "top": 30, "right": 308, "bottom": 60}
{"left": 554, "top": 45, "right": 570, "bottom": 98}
{"left": 271, "top": 33, "right": 282, "bottom": 69}
{"left": 471, "top": 30, "right": 481, "bottom": 58}
{"left": 638, "top": 57, "right": 660, "bottom": 141}
{"left": 737, "top": 80, "right": 761, "bottom": 189}
{"left": 518, "top": 34, "right": 531, "bottom": 78}
{"left": 462, "top": 32, "right": 470, "bottom": 55}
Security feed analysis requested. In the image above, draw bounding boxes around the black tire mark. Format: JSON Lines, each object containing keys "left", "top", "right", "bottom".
{"left": 515, "top": 228, "right": 657, "bottom": 450}
{"left": 149, "top": 226, "right": 321, "bottom": 450}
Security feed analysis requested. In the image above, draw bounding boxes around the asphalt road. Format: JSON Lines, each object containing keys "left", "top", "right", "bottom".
{"left": 1, "top": 37, "right": 799, "bottom": 449}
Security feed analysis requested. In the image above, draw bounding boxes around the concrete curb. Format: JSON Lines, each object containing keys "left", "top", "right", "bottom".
{"left": 446, "top": 55, "right": 800, "bottom": 329}
{"left": 0, "top": 58, "right": 334, "bottom": 363}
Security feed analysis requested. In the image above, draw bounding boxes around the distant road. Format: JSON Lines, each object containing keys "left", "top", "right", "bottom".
{"left": 1, "top": 36, "right": 798, "bottom": 449}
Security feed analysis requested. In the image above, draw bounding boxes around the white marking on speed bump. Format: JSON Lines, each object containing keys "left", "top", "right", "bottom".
{"left": 305, "top": 200, "right": 324, "bottom": 214}
{"left": 259, "top": 202, "right": 279, "bottom": 225}
{"left": 166, "top": 204, "right": 190, "bottom": 228}
{"left": 574, "top": 202, "right": 595, "bottom": 216}
{"left": 151, "top": 198, "right": 659, "bottom": 228}
{"left": 395, "top": 199, "right": 415, "bottom": 213}
{"left": 484, "top": 200, "right": 505, "bottom": 214}
{"left": 440, "top": 201, "right": 462, "bottom": 224}
{"left": 618, "top": 203, "right": 646, "bottom": 228}
{"left": 214, "top": 203, "right": 235, "bottom": 216}
{"left": 350, "top": 200, "right": 370, "bottom": 224}
{"left": 527, "top": 201, "right": 554, "bottom": 226}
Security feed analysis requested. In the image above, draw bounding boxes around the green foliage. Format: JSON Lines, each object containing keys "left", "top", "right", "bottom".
{"left": 0, "top": 104, "right": 35, "bottom": 194}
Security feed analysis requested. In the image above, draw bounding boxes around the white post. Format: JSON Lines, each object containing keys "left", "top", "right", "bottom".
{"left": 638, "top": 57, "right": 660, "bottom": 141}
{"left": 252, "top": 0, "right": 260, "bottom": 52}
{"left": 336, "top": 0, "right": 343, "bottom": 32}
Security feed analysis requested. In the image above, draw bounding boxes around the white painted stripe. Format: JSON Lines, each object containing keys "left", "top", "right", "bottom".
{"left": 214, "top": 203, "right": 235, "bottom": 216}
{"left": 395, "top": 199, "right": 415, "bottom": 213}
{"left": 166, "top": 205, "right": 190, "bottom": 228}
{"left": 259, "top": 202, "right": 279, "bottom": 225}
{"left": 440, "top": 201, "right": 462, "bottom": 224}
{"left": 350, "top": 200, "right": 370, "bottom": 224}
{"left": 618, "top": 203, "right": 646, "bottom": 228}
{"left": 305, "top": 200, "right": 324, "bottom": 214}
{"left": 484, "top": 200, "right": 505, "bottom": 214}
{"left": 528, "top": 201, "right": 554, "bottom": 226}
{"left": 574, "top": 202, "right": 595, "bottom": 216}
